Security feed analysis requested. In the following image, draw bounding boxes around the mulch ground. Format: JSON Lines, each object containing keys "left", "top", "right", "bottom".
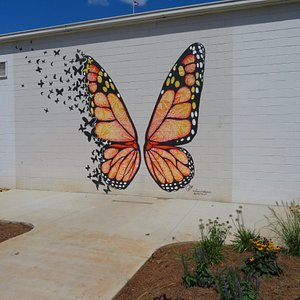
{"left": 0, "top": 214, "right": 299, "bottom": 300}
{"left": 0, "top": 221, "right": 33, "bottom": 243}
{"left": 114, "top": 242, "right": 300, "bottom": 300}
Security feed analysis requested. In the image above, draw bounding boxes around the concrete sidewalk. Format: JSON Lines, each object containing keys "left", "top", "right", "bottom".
{"left": 0, "top": 190, "right": 271, "bottom": 300}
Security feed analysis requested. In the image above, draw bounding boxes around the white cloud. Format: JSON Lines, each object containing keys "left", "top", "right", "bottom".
{"left": 120, "top": 0, "right": 148, "bottom": 6}
{"left": 88, "top": 0, "right": 109, "bottom": 6}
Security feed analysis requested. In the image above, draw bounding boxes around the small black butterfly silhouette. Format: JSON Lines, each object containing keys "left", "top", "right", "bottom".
{"left": 74, "top": 103, "right": 79, "bottom": 108}
{"left": 54, "top": 49, "right": 60, "bottom": 56}
{"left": 44, "top": 108, "right": 49, "bottom": 113}
{"left": 50, "top": 62, "right": 54, "bottom": 67}
{"left": 78, "top": 90, "right": 83, "bottom": 98}
{"left": 69, "top": 105, "right": 74, "bottom": 111}
{"left": 41, "top": 92, "right": 44, "bottom": 95}
{"left": 55, "top": 98, "right": 59, "bottom": 103}
{"left": 68, "top": 95, "right": 72, "bottom": 100}
{"left": 82, "top": 117, "right": 96, "bottom": 127}
{"left": 104, "top": 186, "right": 111, "bottom": 194}
{"left": 59, "top": 76, "right": 63, "bottom": 83}
{"left": 64, "top": 63, "right": 68, "bottom": 67}
{"left": 44, "top": 75, "right": 48, "bottom": 79}
{"left": 36, "top": 66, "right": 42, "bottom": 73}
{"left": 79, "top": 108, "right": 85, "bottom": 114}
{"left": 53, "top": 74, "right": 57, "bottom": 80}
{"left": 87, "top": 173, "right": 92, "bottom": 179}
{"left": 68, "top": 86, "right": 72, "bottom": 91}
{"left": 36, "top": 59, "right": 40, "bottom": 64}
{"left": 41, "top": 59, "right": 45, "bottom": 63}
{"left": 28, "top": 60, "right": 31, "bottom": 64}
{"left": 75, "top": 53, "right": 86, "bottom": 64}
{"left": 85, "top": 165, "right": 90, "bottom": 171}
{"left": 56, "top": 88, "right": 64, "bottom": 96}
{"left": 73, "top": 81, "right": 80, "bottom": 92}
{"left": 79, "top": 124, "right": 86, "bottom": 132}
{"left": 85, "top": 131, "right": 94, "bottom": 143}
{"left": 49, "top": 89, "right": 54, "bottom": 94}
{"left": 92, "top": 179, "right": 105, "bottom": 190}
{"left": 43, "top": 51, "right": 47, "bottom": 55}
{"left": 49, "top": 82, "right": 53, "bottom": 86}
{"left": 63, "top": 55, "right": 67, "bottom": 60}
{"left": 64, "top": 68, "right": 71, "bottom": 75}
{"left": 38, "top": 80, "right": 45, "bottom": 88}
{"left": 72, "top": 66, "right": 82, "bottom": 76}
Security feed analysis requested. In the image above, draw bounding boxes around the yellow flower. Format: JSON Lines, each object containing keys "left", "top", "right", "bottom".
{"left": 258, "top": 247, "right": 263, "bottom": 251}
{"left": 249, "top": 257, "right": 255, "bottom": 262}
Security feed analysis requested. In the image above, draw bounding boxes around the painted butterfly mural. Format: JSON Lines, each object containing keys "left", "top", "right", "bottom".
{"left": 30, "top": 42, "right": 205, "bottom": 193}
{"left": 82, "top": 43, "right": 205, "bottom": 192}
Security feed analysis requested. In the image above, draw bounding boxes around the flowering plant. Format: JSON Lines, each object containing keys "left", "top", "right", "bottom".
{"left": 242, "top": 237, "right": 283, "bottom": 277}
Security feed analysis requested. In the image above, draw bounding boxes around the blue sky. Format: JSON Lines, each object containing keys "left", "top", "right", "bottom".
{"left": 0, "top": 0, "right": 221, "bottom": 35}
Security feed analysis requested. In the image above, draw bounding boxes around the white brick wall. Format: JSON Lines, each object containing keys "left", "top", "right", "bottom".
{"left": 0, "top": 1, "right": 300, "bottom": 204}
{"left": 0, "top": 52, "right": 16, "bottom": 188}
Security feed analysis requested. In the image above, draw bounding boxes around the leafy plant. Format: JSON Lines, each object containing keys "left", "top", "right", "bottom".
{"left": 181, "top": 254, "right": 197, "bottom": 288}
{"left": 242, "top": 237, "right": 283, "bottom": 277}
{"left": 194, "top": 246, "right": 215, "bottom": 287}
{"left": 230, "top": 206, "right": 260, "bottom": 253}
{"left": 266, "top": 201, "right": 300, "bottom": 256}
{"left": 198, "top": 217, "right": 231, "bottom": 264}
{"left": 181, "top": 246, "right": 214, "bottom": 288}
{"left": 214, "top": 268, "right": 260, "bottom": 300}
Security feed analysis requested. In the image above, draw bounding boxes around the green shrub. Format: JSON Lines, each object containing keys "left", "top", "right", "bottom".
{"left": 266, "top": 201, "right": 300, "bottom": 256}
{"left": 230, "top": 206, "right": 260, "bottom": 253}
{"left": 181, "top": 246, "right": 214, "bottom": 288}
{"left": 242, "top": 237, "right": 283, "bottom": 277}
{"left": 198, "top": 217, "right": 231, "bottom": 264}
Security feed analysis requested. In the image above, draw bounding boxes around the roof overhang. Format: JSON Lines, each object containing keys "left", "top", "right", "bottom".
{"left": 0, "top": 0, "right": 297, "bottom": 43}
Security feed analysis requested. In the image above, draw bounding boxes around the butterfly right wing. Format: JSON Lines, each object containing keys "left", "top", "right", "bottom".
{"left": 83, "top": 56, "right": 141, "bottom": 189}
{"left": 144, "top": 43, "right": 205, "bottom": 191}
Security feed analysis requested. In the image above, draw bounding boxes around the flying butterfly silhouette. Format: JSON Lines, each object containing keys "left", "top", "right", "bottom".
{"left": 72, "top": 65, "right": 83, "bottom": 76}
{"left": 56, "top": 88, "right": 64, "bottom": 96}
{"left": 75, "top": 53, "right": 86, "bottom": 64}
{"left": 81, "top": 42, "right": 205, "bottom": 192}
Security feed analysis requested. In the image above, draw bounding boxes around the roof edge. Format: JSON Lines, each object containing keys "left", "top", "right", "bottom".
{"left": 0, "top": 0, "right": 297, "bottom": 42}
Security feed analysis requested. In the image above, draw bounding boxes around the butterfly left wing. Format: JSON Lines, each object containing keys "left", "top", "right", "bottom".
{"left": 83, "top": 56, "right": 141, "bottom": 190}
{"left": 144, "top": 43, "right": 205, "bottom": 191}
